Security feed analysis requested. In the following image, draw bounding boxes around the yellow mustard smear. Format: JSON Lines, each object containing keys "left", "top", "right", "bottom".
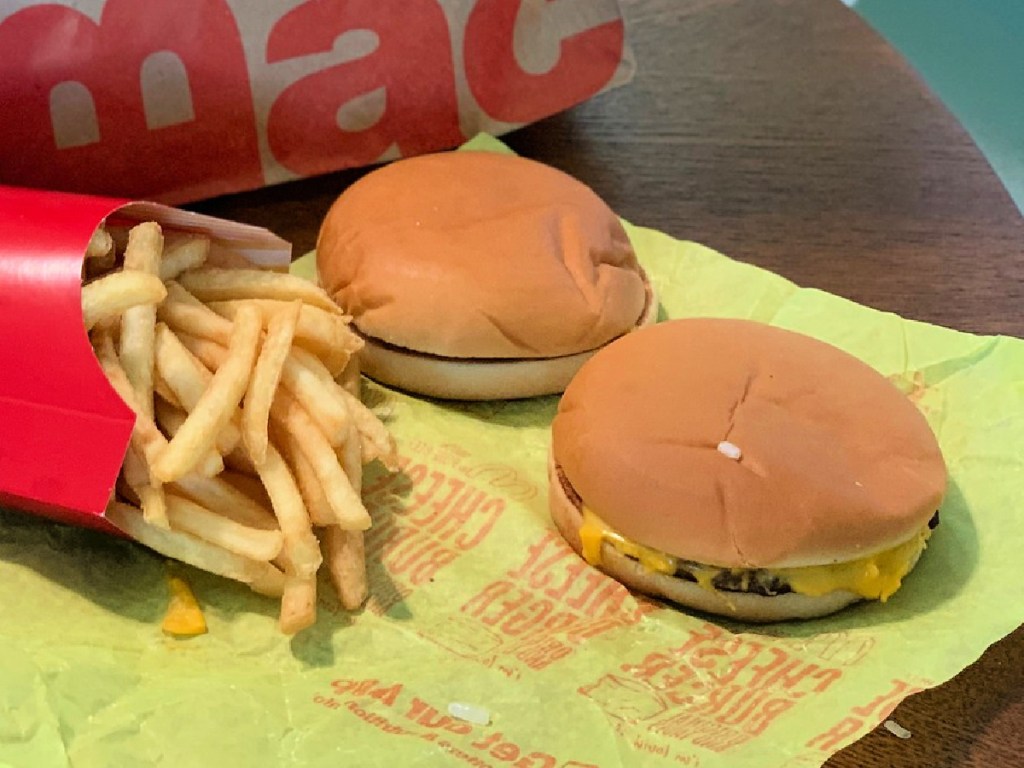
{"left": 578, "top": 506, "right": 931, "bottom": 601}
{"left": 162, "top": 575, "right": 208, "bottom": 637}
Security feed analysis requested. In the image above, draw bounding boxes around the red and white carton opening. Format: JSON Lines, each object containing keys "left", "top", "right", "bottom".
{"left": 0, "top": 185, "right": 290, "bottom": 532}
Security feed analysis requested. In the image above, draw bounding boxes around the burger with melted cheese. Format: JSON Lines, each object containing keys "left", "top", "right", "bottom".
{"left": 549, "top": 318, "right": 947, "bottom": 621}
{"left": 316, "top": 151, "right": 656, "bottom": 400}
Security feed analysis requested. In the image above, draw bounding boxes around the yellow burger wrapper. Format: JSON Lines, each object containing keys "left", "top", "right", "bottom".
{"left": 2, "top": 135, "right": 1023, "bottom": 768}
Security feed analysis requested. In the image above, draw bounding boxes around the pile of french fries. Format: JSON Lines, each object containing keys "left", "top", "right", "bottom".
{"left": 80, "top": 221, "right": 396, "bottom": 634}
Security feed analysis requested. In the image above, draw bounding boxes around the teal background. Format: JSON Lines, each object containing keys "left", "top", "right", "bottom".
{"left": 852, "top": 0, "right": 1024, "bottom": 212}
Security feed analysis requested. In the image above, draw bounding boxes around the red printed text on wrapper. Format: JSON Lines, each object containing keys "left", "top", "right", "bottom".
{"left": 802, "top": 676, "right": 932, "bottom": 756}
{"left": 0, "top": 0, "right": 627, "bottom": 202}
{"left": 313, "top": 677, "right": 601, "bottom": 768}
{"left": 356, "top": 435, "right": 661, "bottom": 677}
{"left": 436, "top": 531, "right": 661, "bottom": 678}
{"left": 355, "top": 443, "right": 510, "bottom": 613}
{"left": 574, "top": 623, "right": 885, "bottom": 762}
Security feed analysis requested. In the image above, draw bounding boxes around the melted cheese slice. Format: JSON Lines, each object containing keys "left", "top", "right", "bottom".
{"left": 578, "top": 506, "right": 931, "bottom": 601}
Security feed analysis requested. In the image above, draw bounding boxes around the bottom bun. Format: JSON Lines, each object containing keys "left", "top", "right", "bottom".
{"left": 547, "top": 456, "right": 863, "bottom": 622}
{"left": 357, "top": 271, "right": 659, "bottom": 401}
{"left": 359, "top": 339, "right": 600, "bottom": 400}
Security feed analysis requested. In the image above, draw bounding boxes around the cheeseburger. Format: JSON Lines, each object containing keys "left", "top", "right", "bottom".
{"left": 549, "top": 318, "right": 947, "bottom": 621}
{"left": 316, "top": 151, "right": 656, "bottom": 400}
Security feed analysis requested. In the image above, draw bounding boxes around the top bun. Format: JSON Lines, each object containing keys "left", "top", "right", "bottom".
{"left": 551, "top": 318, "right": 947, "bottom": 569}
{"left": 316, "top": 151, "right": 648, "bottom": 359}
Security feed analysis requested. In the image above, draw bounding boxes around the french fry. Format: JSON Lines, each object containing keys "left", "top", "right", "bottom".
{"left": 93, "top": 331, "right": 169, "bottom": 464}
{"left": 82, "top": 271, "right": 166, "bottom": 330}
{"left": 164, "top": 492, "right": 283, "bottom": 562}
{"left": 85, "top": 226, "right": 114, "bottom": 262}
{"left": 158, "top": 282, "right": 233, "bottom": 345}
{"left": 154, "top": 323, "right": 241, "bottom": 455}
{"left": 323, "top": 420, "right": 368, "bottom": 609}
{"left": 321, "top": 417, "right": 370, "bottom": 610}
{"left": 177, "top": 328, "right": 350, "bottom": 445}
{"left": 106, "top": 501, "right": 286, "bottom": 596}
{"left": 153, "top": 400, "right": 225, "bottom": 478}
{"left": 288, "top": 345, "right": 361, "bottom": 421}
{"left": 243, "top": 301, "right": 300, "bottom": 465}
{"left": 323, "top": 350, "right": 352, "bottom": 379}
{"left": 279, "top": 353, "right": 350, "bottom": 444}
{"left": 287, "top": 345, "right": 336, "bottom": 386}
{"left": 255, "top": 443, "right": 322, "bottom": 578}
{"left": 339, "top": 422, "right": 363, "bottom": 496}
{"left": 285, "top": 350, "right": 389, "bottom": 465}
{"left": 178, "top": 268, "right": 342, "bottom": 314}
{"left": 338, "top": 387, "right": 398, "bottom": 469}
{"left": 270, "top": 390, "right": 370, "bottom": 530}
{"left": 173, "top": 331, "right": 228, "bottom": 370}
{"left": 119, "top": 222, "right": 163, "bottom": 420}
{"left": 279, "top": 572, "right": 317, "bottom": 635}
{"left": 171, "top": 472, "right": 278, "bottom": 531}
{"left": 151, "top": 305, "right": 261, "bottom": 483}
{"left": 87, "top": 221, "right": 394, "bottom": 635}
{"left": 278, "top": 429, "right": 335, "bottom": 526}
{"left": 137, "top": 485, "right": 169, "bottom": 528}
{"left": 122, "top": 444, "right": 169, "bottom": 529}
{"left": 160, "top": 234, "right": 210, "bottom": 281}
{"left": 198, "top": 456, "right": 225, "bottom": 478}
{"left": 286, "top": 349, "right": 360, "bottom": 445}
{"left": 207, "top": 299, "right": 362, "bottom": 370}
{"left": 339, "top": 355, "right": 361, "bottom": 397}
{"left": 165, "top": 279, "right": 207, "bottom": 307}
{"left": 322, "top": 527, "right": 367, "bottom": 611}
{"left": 248, "top": 566, "right": 288, "bottom": 598}
{"left": 104, "top": 224, "right": 130, "bottom": 254}
{"left": 84, "top": 226, "right": 116, "bottom": 276}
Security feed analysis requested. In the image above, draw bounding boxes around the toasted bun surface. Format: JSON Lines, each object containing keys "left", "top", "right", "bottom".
{"left": 551, "top": 318, "right": 947, "bottom": 570}
{"left": 316, "top": 151, "right": 648, "bottom": 360}
{"left": 547, "top": 456, "right": 864, "bottom": 621}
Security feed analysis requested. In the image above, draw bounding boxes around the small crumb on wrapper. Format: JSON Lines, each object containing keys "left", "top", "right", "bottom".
{"left": 717, "top": 440, "right": 742, "bottom": 460}
{"left": 448, "top": 701, "right": 491, "bottom": 726}
{"left": 883, "top": 719, "right": 912, "bottom": 739}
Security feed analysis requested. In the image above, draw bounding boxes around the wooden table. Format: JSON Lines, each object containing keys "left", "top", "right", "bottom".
{"left": 193, "top": 1, "right": 1024, "bottom": 765}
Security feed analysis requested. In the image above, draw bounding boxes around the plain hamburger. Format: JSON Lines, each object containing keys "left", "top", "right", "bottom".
{"left": 549, "top": 318, "right": 947, "bottom": 621}
{"left": 316, "top": 151, "right": 656, "bottom": 400}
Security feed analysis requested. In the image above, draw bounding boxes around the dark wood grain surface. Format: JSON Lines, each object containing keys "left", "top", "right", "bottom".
{"left": 192, "top": 1, "right": 1024, "bottom": 765}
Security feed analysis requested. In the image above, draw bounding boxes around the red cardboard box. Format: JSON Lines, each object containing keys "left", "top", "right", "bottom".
{"left": 0, "top": 185, "right": 290, "bottom": 532}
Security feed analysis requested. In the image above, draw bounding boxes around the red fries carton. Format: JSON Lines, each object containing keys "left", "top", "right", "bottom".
{"left": 0, "top": 0, "right": 632, "bottom": 203}
{"left": 0, "top": 185, "right": 289, "bottom": 532}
